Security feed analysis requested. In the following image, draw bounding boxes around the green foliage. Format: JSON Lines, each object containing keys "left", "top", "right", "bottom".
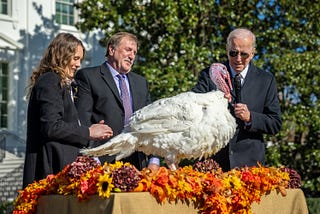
{"left": 0, "top": 201, "right": 13, "bottom": 213}
{"left": 261, "top": 1, "right": 320, "bottom": 197}
{"left": 306, "top": 197, "right": 320, "bottom": 214}
{"left": 75, "top": 0, "right": 320, "bottom": 197}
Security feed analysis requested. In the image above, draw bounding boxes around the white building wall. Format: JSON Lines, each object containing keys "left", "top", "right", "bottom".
{"left": 0, "top": 0, "right": 106, "bottom": 149}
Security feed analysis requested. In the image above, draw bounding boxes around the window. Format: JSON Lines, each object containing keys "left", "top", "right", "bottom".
{"left": 0, "top": 62, "right": 8, "bottom": 128}
{"left": 55, "top": 0, "right": 75, "bottom": 25}
{"left": 0, "top": 0, "right": 10, "bottom": 15}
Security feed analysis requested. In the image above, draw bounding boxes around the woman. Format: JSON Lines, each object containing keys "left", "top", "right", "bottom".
{"left": 22, "top": 33, "right": 113, "bottom": 188}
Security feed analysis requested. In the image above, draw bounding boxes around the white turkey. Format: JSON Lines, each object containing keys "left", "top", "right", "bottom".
{"left": 81, "top": 63, "right": 237, "bottom": 170}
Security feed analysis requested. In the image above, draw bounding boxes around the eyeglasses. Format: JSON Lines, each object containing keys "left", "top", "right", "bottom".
{"left": 229, "top": 50, "right": 250, "bottom": 59}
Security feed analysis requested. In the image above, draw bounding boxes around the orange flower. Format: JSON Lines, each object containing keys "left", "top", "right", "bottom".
{"left": 13, "top": 158, "right": 293, "bottom": 214}
{"left": 150, "top": 183, "right": 167, "bottom": 203}
{"left": 133, "top": 178, "right": 150, "bottom": 192}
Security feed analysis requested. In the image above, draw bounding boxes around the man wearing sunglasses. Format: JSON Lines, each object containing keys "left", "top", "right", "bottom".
{"left": 192, "top": 28, "right": 282, "bottom": 172}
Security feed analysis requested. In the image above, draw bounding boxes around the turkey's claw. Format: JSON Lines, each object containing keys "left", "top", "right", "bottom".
{"left": 167, "top": 163, "right": 178, "bottom": 171}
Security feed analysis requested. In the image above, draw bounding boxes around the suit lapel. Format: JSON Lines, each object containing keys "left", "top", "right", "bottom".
{"left": 99, "top": 63, "right": 123, "bottom": 103}
{"left": 126, "top": 73, "right": 138, "bottom": 111}
{"left": 225, "top": 62, "right": 257, "bottom": 103}
{"left": 241, "top": 64, "right": 256, "bottom": 99}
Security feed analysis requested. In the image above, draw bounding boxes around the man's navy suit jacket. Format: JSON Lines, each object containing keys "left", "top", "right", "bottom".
{"left": 192, "top": 62, "right": 282, "bottom": 171}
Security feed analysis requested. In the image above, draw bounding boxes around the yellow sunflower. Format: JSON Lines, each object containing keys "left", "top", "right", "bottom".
{"left": 97, "top": 173, "right": 114, "bottom": 198}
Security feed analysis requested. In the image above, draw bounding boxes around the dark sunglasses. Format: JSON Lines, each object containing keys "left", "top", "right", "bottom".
{"left": 229, "top": 50, "right": 250, "bottom": 59}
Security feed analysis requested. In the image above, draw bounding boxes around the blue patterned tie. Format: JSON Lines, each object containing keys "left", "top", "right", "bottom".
{"left": 117, "top": 74, "right": 133, "bottom": 125}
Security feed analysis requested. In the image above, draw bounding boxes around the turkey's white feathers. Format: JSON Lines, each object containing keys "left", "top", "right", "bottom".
{"left": 81, "top": 90, "right": 236, "bottom": 167}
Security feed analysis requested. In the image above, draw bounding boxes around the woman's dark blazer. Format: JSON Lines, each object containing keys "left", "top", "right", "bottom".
{"left": 23, "top": 72, "right": 89, "bottom": 188}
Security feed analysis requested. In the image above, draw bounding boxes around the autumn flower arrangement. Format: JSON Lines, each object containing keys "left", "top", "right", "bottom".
{"left": 13, "top": 156, "right": 301, "bottom": 214}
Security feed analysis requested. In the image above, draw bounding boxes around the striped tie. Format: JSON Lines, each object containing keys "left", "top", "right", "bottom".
{"left": 234, "top": 73, "right": 242, "bottom": 103}
{"left": 117, "top": 74, "right": 133, "bottom": 125}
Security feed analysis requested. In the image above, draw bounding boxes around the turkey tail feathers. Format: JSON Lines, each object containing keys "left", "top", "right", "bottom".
{"left": 80, "top": 133, "right": 138, "bottom": 160}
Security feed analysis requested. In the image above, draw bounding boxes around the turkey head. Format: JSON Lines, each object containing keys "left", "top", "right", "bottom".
{"left": 209, "top": 63, "right": 232, "bottom": 102}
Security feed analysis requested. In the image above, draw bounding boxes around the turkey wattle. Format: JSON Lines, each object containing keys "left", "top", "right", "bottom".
{"left": 80, "top": 63, "right": 237, "bottom": 170}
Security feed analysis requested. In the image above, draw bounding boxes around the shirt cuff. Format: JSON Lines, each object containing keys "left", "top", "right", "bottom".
{"left": 148, "top": 157, "right": 160, "bottom": 165}
{"left": 93, "top": 157, "right": 101, "bottom": 165}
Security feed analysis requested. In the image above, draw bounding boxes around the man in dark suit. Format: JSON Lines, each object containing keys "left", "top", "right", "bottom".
{"left": 75, "top": 32, "right": 160, "bottom": 171}
{"left": 192, "top": 28, "right": 282, "bottom": 172}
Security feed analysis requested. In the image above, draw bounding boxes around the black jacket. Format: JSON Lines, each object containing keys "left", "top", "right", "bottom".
{"left": 192, "top": 62, "right": 282, "bottom": 171}
{"left": 75, "top": 63, "right": 151, "bottom": 169}
{"left": 23, "top": 72, "right": 89, "bottom": 188}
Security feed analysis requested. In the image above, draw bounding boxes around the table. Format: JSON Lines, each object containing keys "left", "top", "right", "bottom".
{"left": 36, "top": 189, "right": 308, "bottom": 214}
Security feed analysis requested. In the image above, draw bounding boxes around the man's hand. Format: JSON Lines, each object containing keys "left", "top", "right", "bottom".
{"left": 234, "top": 103, "right": 251, "bottom": 122}
{"left": 147, "top": 163, "right": 160, "bottom": 173}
